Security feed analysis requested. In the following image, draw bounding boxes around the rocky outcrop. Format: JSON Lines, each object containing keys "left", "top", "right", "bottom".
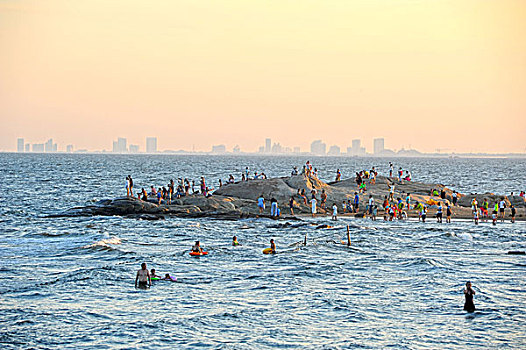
{"left": 50, "top": 174, "right": 524, "bottom": 220}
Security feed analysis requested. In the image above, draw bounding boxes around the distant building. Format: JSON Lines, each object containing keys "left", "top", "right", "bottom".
{"left": 328, "top": 145, "right": 341, "bottom": 156}
{"left": 258, "top": 146, "right": 265, "bottom": 153}
{"left": 24, "top": 144, "right": 30, "bottom": 152}
{"left": 17, "top": 138, "right": 24, "bottom": 152}
{"left": 146, "top": 137, "right": 157, "bottom": 153}
{"left": 129, "top": 144, "right": 139, "bottom": 153}
{"left": 112, "top": 138, "right": 128, "bottom": 153}
{"left": 265, "top": 138, "right": 271, "bottom": 153}
{"left": 66, "top": 145, "right": 74, "bottom": 153}
{"left": 348, "top": 139, "right": 366, "bottom": 156}
{"left": 293, "top": 147, "right": 300, "bottom": 153}
{"left": 373, "top": 138, "right": 385, "bottom": 155}
{"left": 233, "top": 145, "right": 241, "bottom": 153}
{"left": 211, "top": 144, "right": 226, "bottom": 153}
{"left": 310, "top": 140, "right": 327, "bottom": 155}
{"left": 271, "top": 143, "right": 282, "bottom": 154}
{"left": 44, "top": 139, "right": 57, "bottom": 152}
{"left": 32, "top": 143, "right": 44, "bottom": 152}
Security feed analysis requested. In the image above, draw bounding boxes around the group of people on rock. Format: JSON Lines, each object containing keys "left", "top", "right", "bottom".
{"left": 126, "top": 176, "right": 215, "bottom": 203}
{"left": 470, "top": 197, "right": 516, "bottom": 224}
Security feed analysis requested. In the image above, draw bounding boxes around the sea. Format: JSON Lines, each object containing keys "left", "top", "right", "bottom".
{"left": 0, "top": 153, "right": 525, "bottom": 349}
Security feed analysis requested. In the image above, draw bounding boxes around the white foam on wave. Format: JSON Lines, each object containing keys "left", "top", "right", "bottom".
{"left": 457, "top": 232, "right": 473, "bottom": 241}
{"left": 82, "top": 237, "right": 122, "bottom": 249}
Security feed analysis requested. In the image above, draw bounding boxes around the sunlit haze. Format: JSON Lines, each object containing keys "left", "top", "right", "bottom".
{"left": 1, "top": 0, "right": 525, "bottom": 153}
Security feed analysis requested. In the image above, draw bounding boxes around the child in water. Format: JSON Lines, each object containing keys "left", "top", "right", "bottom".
{"left": 463, "top": 281, "right": 476, "bottom": 313}
{"left": 192, "top": 241, "right": 203, "bottom": 253}
{"left": 232, "top": 236, "right": 240, "bottom": 246}
{"left": 162, "top": 273, "right": 177, "bottom": 282}
{"left": 150, "top": 269, "right": 161, "bottom": 279}
{"left": 270, "top": 239, "right": 276, "bottom": 254}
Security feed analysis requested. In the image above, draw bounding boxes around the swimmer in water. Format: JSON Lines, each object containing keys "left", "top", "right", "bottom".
{"left": 135, "top": 262, "right": 151, "bottom": 289}
{"left": 162, "top": 273, "right": 177, "bottom": 282}
{"left": 463, "top": 281, "right": 476, "bottom": 313}
{"left": 232, "top": 236, "right": 240, "bottom": 246}
{"left": 270, "top": 239, "right": 276, "bottom": 254}
{"left": 192, "top": 241, "right": 203, "bottom": 253}
{"left": 150, "top": 268, "right": 161, "bottom": 279}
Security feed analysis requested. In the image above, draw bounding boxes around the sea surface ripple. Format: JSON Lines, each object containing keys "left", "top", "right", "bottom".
{"left": 0, "top": 154, "right": 525, "bottom": 349}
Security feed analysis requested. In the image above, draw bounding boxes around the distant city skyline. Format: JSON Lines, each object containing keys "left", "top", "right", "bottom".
{"left": 2, "top": 1, "right": 525, "bottom": 154}
{"left": 11, "top": 136, "right": 526, "bottom": 156}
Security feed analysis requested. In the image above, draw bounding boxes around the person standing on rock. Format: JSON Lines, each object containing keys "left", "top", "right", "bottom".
{"left": 420, "top": 204, "right": 427, "bottom": 222}
{"left": 310, "top": 197, "right": 317, "bottom": 217}
{"left": 452, "top": 191, "right": 458, "bottom": 206}
{"left": 289, "top": 196, "right": 295, "bottom": 216}
{"left": 446, "top": 204, "right": 452, "bottom": 223}
{"left": 320, "top": 189, "right": 327, "bottom": 209}
{"left": 389, "top": 184, "right": 395, "bottom": 202}
{"left": 368, "top": 195, "right": 374, "bottom": 215}
{"left": 332, "top": 203, "right": 338, "bottom": 220}
{"left": 499, "top": 198, "right": 506, "bottom": 222}
{"left": 436, "top": 203, "right": 443, "bottom": 223}
{"left": 270, "top": 198, "right": 278, "bottom": 217}
{"left": 257, "top": 195, "right": 265, "bottom": 214}
{"left": 127, "top": 175, "right": 134, "bottom": 197}
{"left": 335, "top": 169, "right": 341, "bottom": 182}
{"left": 463, "top": 281, "right": 476, "bottom": 313}
{"left": 354, "top": 192, "right": 360, "bottom": 213}
{"left": 510, "top": 205, "right": 516, "bottom": 223}
{"left": 126, "top": 176, "right": 130, "bottom": 197}
{"left": 135, "top": 262, "right": 151, "bottom": 289}
{"left": 389, "top": 162, "right": 394, "bottom": 177}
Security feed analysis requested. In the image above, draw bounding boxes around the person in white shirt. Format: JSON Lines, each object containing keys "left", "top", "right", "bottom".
{"left": 311, "top": 198, "right": 317, "bottom": 217}
{"left": 332, "top": 203, "right": 338, "bottom": 221}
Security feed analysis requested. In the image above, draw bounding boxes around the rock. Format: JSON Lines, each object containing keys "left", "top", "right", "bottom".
{"left": 51, "top": 174, "right": 523, "bottom": 220}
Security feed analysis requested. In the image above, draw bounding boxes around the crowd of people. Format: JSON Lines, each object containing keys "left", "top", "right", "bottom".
{"left": 125, "top": 160, "right": 521, "bottom": 225}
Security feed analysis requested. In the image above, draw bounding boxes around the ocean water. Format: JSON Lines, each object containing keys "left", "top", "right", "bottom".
{"left": 0, "top": 153, "right": 525, "bottom": 349}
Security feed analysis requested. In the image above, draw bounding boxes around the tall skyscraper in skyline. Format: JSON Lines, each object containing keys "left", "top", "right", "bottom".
{"left": 265, "top": 138, "right": 271, "bottom": 153}
{"left": 146, "top": 137, "right": 157, "bottom": 153}
{"left": 17, "top": 138, "right": 24, "bottom": 152}
{"left": 374, "top": 138, "right": 385, "bottom": 155}
{"left": 112, "top": 137, "right": 128, "bottom": 153}
{"left": 349, "top": 139, "right": 366, "bottom": 156}
{"left": 310, "top": 140, "right": 327, "bottom": 155}
{"left": 44, "top": 139, "right": 57, "bottom": 152}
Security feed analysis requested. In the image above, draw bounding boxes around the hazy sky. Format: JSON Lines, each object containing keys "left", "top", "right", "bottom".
{"left": 1, "top": 0, "right": 525, "bottom": 153}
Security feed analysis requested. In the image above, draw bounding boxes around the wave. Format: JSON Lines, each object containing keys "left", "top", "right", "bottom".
{"left": 81, "top": 237, "right": 122, "bottom": 250}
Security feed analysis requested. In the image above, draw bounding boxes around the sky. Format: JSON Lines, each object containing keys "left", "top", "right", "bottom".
{"left": 1, "top": 0, "right": 525, "bottom": 153}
